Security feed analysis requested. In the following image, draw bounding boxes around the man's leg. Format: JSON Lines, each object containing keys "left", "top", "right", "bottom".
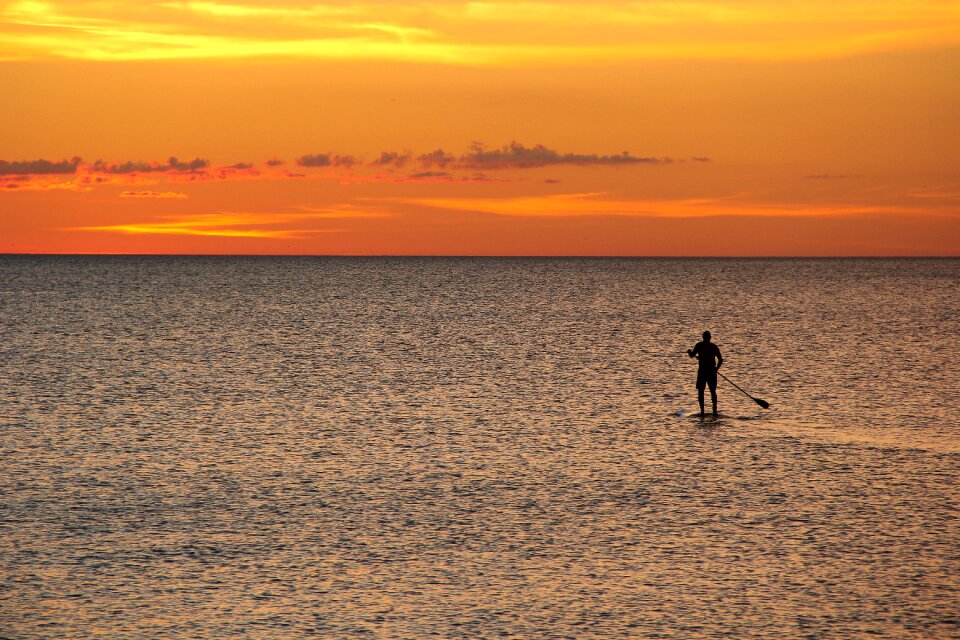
{"left": 708, "top": 379, "right": 718, "bottom": 415}
{"left": 697, "top": 387, "right": 705, "bottom": 417}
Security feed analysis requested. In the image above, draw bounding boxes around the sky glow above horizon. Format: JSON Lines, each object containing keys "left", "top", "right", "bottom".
{"left": 2, "top": 0, "right": 959, "bottom": 255}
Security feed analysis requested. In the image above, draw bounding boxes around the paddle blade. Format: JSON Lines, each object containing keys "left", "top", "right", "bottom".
{"left": 753, "top": 397, "right": 770, "bottom": 409}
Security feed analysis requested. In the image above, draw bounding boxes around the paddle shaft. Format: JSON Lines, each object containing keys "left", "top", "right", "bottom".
{"left": 716, "top": 370, "right": 754, "bottom": 401}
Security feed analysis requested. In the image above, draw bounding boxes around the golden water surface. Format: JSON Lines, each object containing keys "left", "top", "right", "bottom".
{"left": 1, "top": 257, "right": 957, "bottom": 638}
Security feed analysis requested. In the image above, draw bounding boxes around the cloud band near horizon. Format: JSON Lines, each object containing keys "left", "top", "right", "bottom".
{"left": 0, "top": 143, "right": 708, "bottom": 191}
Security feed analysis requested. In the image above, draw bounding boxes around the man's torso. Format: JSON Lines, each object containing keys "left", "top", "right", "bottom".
{"left": 694, "top": 341, "right": 720, "bottom": 371}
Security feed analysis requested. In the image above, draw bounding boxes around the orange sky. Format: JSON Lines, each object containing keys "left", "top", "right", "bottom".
{"left": 1, "top": 0, "right": 959, "bottom": 255}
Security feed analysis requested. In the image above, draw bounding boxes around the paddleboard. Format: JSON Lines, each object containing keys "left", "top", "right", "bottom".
{"left": 676, "top": 408, "right": 726, "bottom": 421}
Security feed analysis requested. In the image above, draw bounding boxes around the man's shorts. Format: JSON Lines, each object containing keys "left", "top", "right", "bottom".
{"left": 696, "top": 369, "right": 717, "bottom": 391}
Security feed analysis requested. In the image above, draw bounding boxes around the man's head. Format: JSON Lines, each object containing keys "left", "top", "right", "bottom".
{"left": 703, "top": 330, "right": 711, "bottom": 341}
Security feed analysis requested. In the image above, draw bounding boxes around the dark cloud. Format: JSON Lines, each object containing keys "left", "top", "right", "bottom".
{"left": 373, "top": 151, "right": 412, "bottom": 168}
{"left": 159, "top": 156, "right": 208, "bottom": 172}
{"left": 297, "top": 154, "right": 331, "bottom": 167}
{"left": 265, "top": 158, "right": 284, "bottom": 167}
{"left": 409, "top": 171, "right": 452, "bottom": 179}
{"left": 120, "top": 190, "right": 189, "bottom": 199}
{"left": 467, "top": 172, "right": 502, "bottom": 182}
{"left": 91, "top": 157, "right": 208, "bottom": 174}
{"left": 691, "top": 156, "right": 711, "bottom": 162}
{"left": 389, "top": 142, "right": 681, "bottom": 172}
{"left": 212, "top": 163, "right": 260, "bottom": 179}
{"left": 0, "top": 157, "right": 82, "bottom": 175}
{"left": 459, "top": 142, "right": 669, "bottom": 169}
{"left": 807, "top": 173, "right": 861, "bottom": 180}
{"left": 332, "top": 154, "right": 357, "bottom": 167}
{"left": 544, "top": 178, "right": 562, "bottom": 184}
{"left": 297, "top": 153, "right": 357, "bottom": 168}
{"left": 417, "top": 149, "right": 456, "bottom": 168}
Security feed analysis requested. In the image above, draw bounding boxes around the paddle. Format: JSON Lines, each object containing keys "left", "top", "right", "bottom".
{"left": 717, "top": 371, "right": 770, "bottom": 409}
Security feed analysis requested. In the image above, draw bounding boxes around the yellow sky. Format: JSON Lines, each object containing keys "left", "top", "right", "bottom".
{"left": 4, "top": 1, "right": 960, "bottom": 63}
{"left": 1, "top": 0, "right": 958, "bottom": 254}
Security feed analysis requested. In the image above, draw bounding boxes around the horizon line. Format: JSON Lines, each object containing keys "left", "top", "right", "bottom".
{"left": 2, "top": 253, "right": 958, "bottom": 259}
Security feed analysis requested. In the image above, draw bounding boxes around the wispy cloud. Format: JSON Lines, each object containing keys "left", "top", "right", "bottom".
{"left": 384, "top": 192, "right": 918, "bottom": 218}
{"left": 295, "top": 205, "right": 392, "bottom": 219}
{"left": 75, "top": 212, "right": 345, "bottom": 238}
{"left": 75, "top": 206, "right": 390, "bottom": 238}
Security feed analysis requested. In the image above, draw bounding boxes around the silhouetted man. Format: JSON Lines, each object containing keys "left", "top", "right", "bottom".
{"left": 688, "top": 330, "right": 723, "bottom": 417}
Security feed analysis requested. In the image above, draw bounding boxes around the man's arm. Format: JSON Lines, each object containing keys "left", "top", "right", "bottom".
{"left": 687, "top": 342, "right": 700, "bottom": 358}
{"left": 715, "top": 347, "right": 723, "bottom": 370}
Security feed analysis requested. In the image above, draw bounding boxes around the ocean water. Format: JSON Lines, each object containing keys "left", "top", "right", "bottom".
{"left": 1, "top": 256, "right": 957, "bottom": 639}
